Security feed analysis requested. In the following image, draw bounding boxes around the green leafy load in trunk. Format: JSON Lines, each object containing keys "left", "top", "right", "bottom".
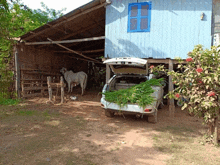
{"left": 103, "top": 78, "right": 164, "bottom": 108}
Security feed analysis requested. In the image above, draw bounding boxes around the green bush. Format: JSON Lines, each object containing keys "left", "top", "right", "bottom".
{"left": 0, "top": 97, "right": 20, "bottom": 105}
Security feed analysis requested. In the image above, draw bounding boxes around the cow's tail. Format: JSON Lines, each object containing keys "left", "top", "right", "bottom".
{"left": 83, "top": 73, "right": 88, "bottom": 90}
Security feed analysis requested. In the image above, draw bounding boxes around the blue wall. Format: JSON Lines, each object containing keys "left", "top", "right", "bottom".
{"left": 105, "top": 0, "right": 212, "bottom": 59}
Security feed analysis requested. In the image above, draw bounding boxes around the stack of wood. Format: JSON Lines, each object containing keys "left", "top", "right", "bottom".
{"left": 20, "top": 69, "right": 61, "bottom": 98}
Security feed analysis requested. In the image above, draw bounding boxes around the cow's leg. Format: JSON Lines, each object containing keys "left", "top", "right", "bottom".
{"left": 71, "top": 83, "right": 73, "bottom": 93}
{"left": 68, "top": 82, "right": 71, "bottom": 93}
{"left": 82, "top": 75, "right": 87, "bottom": 96}
{"left": 80, "top": 81, "right": 84, "bottom": 96}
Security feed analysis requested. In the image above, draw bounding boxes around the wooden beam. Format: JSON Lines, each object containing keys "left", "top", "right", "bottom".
{"left": 46, "top": 24, "right": 67, "bottom": 34}
{"left": 14, "top": 46, "right": 21, "bottom": 98}
{"left": 54, "top": 51, "right": 101, "bottom": 63}
{"left": 23, "top": 2, "right": 109, "bottom": 41}
{"left": 52, "top": 36, "right": 104, "bottom": 51}
{"left": 58, "top": 19, "right": 105, "bottom": 41}
{"left": 48, "top": 38, "right": 102, "bottom": 64}
{"left": 65, "top": 54, "right": 98, "bottom": 62}
{"left": 23, "top": 93, "right": 42, "bottom": 98}
{"left": 75, "top": 39, "right": 104, "bottom": 51}
{"left": 55, "top": 49, "right": 104, "bottom": 54}
{"left": 147, "top": 59, "right": 186, "bottom": 64}
{"left": 56, "top": 27, "right": 105, "bottom": 48}
{"left": 169, "top": 59, "right": 175, "bottom": 117}
{"left": 25, "top": 36, "right": 105, "bottom": 45}
{"left": 106, "top": 64, "right": 111, "bottom": 84}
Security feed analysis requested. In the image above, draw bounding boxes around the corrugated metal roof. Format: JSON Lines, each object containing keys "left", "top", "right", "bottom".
{"left": 20, "top": 0, "right": 108, "bottom": 41}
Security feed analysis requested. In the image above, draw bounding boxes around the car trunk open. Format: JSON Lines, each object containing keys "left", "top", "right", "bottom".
{"left": 108, "top": 75, "right": 147, "bottom": 91}
{"left": 104, "top": 57, "right": 148, "bottom": 75}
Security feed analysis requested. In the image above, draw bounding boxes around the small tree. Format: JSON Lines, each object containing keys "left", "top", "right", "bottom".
{"left": 168, "top": 45, "right": 220, "bottom": 142}
{"left": 0, "top": 0, "right": 65, "bottom": 99}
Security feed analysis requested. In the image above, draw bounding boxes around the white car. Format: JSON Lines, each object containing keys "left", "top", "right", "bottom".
{"left": 100, "top": 57, "right": 164, "bottom": 123}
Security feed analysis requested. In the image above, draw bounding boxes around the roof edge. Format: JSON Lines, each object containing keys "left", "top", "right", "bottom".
{"left": 20, "top": 0, "right": 111, "bottom": 40}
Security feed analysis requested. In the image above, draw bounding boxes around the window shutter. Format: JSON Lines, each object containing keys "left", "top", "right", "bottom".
{"left": 128, "top": 5, "right": 139, "bottom": 31}
{"left": 141, "top": 4, "right": 149, "bottom": 16}
{"left": 140, "top": 3, "right": 151, "bottom": 31}
{"left": 128, "top": 2, "right": 151, "bottom": 32}
{"left": 130, "top": 6, "right": 138, "bottom": 17}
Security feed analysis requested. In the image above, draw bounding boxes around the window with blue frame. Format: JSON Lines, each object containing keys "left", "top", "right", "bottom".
{"left": 128, "top": 2, "right": 152, "bottom": 32}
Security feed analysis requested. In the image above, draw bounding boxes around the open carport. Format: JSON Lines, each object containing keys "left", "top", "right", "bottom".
{"left": 14, "top": 0, "right": 111, "bottom": 98}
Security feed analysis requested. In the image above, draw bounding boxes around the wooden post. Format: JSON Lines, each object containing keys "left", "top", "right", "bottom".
{"left": 21, "top": 71, "right": 24, "bottom": 97}
{"left": 214, "top": 112, "right": 219, "bottom": 145}
{"left": 146, "top": 62, "right": 148, "bottom": 75}
{"left": 14, "top": 47, "right": 21, "bottom": 98}
{"left": 169, "top": 59, "right": 175, "bottom": 117}
{"left": 41, "top": 75, "right": 44, "bottom": 97}
{"left": 106, "top": 64, "right": 110, "bottom": 84}
{"left": 47, "top": 76, "right": 53, "bottom": 104}
{"left": 60, "top": 76, "right": 64, "bottom": 104}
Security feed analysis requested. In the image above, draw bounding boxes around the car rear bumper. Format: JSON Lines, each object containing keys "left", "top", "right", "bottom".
{"left": 101, "top": 98, "right": 157, "bottom": 115}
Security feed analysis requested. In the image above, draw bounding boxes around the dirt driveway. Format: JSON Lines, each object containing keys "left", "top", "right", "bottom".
{"left": 1, "top": 91, "right": 220, "bottom": 165}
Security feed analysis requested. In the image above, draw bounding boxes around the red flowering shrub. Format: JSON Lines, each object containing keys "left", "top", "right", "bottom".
{"left": 196, "top": 68, "right": 203, "bottom": 73}
{"left": 150, "top": 65, "right": 154, "bottom": 69}
{"left": 175, "top": 93, "right": 180, "bottom": 98}
{"left": 186, "top": 57, "right": 193, "bottom": 62}
{"left": 168, "top": 45, "right": 220, "bottom": 137}
{"left": 207, "top": 91, "right": 215, "bottom": 97}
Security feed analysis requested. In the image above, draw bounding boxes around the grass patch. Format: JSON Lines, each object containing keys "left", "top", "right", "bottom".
{"left": 153, "top": 125, "right": 220, "bottom": 165}
{"left": 16, "top": 110, "right": 37, "bottom": 116}
{"left": 0, "top": 107, "right": 60, "bottom": 125}
{"left": 0, "top": 97, "right": 21, "bottom": 105}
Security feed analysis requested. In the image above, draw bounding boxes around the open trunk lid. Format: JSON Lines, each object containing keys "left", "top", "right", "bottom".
{"left": 103, "top": 57, "right": 148, "bottom": 75}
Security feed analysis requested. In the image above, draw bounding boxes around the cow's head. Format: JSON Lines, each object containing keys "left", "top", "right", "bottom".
{"left": 60, "top": 67, "right": 67, "bottom": 74}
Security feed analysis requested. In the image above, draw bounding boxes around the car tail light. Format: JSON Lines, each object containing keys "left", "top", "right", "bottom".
{"left": 144, "top": 109, "right": 152, "bottom": 112}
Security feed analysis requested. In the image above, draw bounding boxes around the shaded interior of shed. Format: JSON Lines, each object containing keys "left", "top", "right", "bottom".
{"left": 17, "top": 0, "right": 107, "bottom": 98}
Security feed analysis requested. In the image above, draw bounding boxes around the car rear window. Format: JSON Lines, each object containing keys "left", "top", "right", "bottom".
{"left": 115, "top": 76, "right": 147, "bottom": 84}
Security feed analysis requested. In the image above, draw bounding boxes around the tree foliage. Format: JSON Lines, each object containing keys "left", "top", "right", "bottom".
{"left": 0, "top": 0, "right": 65, "bottom": 98}
{"left": 168, "top": 45, "right": 220, "bottom": 135}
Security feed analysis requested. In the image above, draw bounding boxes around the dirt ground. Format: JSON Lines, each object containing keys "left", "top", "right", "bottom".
{"left": 1, "top": 90, "right": 220, "bottom": 165}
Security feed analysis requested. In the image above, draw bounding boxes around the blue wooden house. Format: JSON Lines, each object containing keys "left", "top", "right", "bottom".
{"left": 105, "top": 0, "right": 217, "bottom": 59}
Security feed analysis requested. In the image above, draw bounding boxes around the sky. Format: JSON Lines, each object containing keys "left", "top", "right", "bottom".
{"left": 20, "top": 0, "right": 93, "bottom": 14}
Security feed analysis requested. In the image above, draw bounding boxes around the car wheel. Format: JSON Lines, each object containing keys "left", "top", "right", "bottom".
{"left": 148, "top": 112, "right": 157, "bottom": 123}
{"left": 105, "top": 109, "right": 114, "bottom": 117}
{"left": 158, "top": 102, "right": 164, "bottom": 109}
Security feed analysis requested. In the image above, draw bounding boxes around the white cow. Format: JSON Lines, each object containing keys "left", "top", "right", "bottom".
{"left": 60, "top": 67, "right": 88, "bottom": 95}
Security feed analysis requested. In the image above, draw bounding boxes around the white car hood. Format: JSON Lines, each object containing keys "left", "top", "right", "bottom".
{"left": 104, "top": 57, "right": 148, "bottom": 75}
